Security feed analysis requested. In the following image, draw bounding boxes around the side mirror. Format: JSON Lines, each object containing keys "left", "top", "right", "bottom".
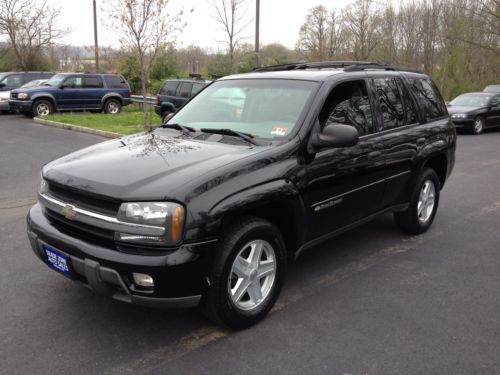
{"left": 310, "top": 123, "right": 359, "bottom": 151}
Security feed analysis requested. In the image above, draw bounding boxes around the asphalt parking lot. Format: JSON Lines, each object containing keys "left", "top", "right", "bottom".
{"left": 1, "top": 114, "right": 500, "bottom": 375}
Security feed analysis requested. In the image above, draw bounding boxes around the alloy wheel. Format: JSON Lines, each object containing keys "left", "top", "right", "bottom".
{"left": 228, "top": 239, "right": 276, "bottom": 311}
{"left": 417, "top": 180, "right": 436, "bottom": 224}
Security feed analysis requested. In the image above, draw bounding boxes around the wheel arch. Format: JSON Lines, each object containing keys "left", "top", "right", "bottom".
{"left": 31, "top": 94, "right": 56, "bottom": 109}
{"left": 207, "top": 180, "right": 307, "bottom": 257}
{"left": 422, "top": 152, "right": 448, "bottom": 189}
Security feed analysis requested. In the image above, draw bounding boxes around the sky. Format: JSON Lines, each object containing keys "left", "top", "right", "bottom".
{"left": 46, "top": 0, "right": 357, "bottom": 51}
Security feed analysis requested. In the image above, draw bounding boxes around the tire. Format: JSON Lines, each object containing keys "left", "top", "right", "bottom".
{"left": 162, "top": 110, "right": 172, "bottom": 123}
{"left": 394, "top": 168, "right": 440, "bottom": 235}
{"left": 104, "top": 99, "right": 121, "bottom": 114}
{"left": 201, "top": 217, "right": 287, "bottom": 329}
{"left": 32, "top": 100, "right": 53, "bottom": 117}
{"left": 472, "top": 116, "right": 484, "bottom": 135}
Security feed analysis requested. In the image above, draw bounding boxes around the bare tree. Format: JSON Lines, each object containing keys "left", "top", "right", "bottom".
{"left": 0, "top": 0, "right": 68, "bottom": 70}
{"left": 104, "top": 0, "right": 188, "bottom": 127}
{"left": 297, "top": 6, "right": 331, "bottom": 61}
{"left": 341, "top": 0, "right": 382, "bottom": 60}
{"left": 210, "top": 0, "right": 252, "bottom": 72}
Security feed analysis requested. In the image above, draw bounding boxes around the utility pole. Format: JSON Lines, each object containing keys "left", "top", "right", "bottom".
{"left": 93, "top": 0, "right": 99, "bottom": 72}
{"left": 255, "top": 0, "right": 260, "bottom": 67}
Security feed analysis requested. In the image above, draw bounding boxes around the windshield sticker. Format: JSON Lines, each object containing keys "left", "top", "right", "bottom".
{"left": 271, "top": 127, "right": 288, "bottom": 136}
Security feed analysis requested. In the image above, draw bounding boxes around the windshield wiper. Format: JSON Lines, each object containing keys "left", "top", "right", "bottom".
{"left": 200, "top": 128, "right": 259, "bottom": 146}
{"left": 161, "top": 123, "right": 196, "bottom": 136}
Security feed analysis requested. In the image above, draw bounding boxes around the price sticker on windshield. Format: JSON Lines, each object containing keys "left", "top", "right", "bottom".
{"left": 271, "top": 127, "right": 288, "bottom": 136}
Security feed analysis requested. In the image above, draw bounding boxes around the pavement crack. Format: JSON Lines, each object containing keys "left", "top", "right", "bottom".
{"left": 0, "top": 197, "right": 36, "bottom": 210}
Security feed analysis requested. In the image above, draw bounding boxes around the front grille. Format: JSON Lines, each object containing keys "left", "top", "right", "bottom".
{"left": 46, "top": 208, "right": 116, "bottom": 249}
{"left": 47, "top": 182, "right": 121, "bottom": 216}
{"left": 10, "top": 93, "right": 17, "bottom": 99}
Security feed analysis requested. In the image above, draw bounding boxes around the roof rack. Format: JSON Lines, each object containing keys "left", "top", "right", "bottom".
{"left": 253, "top": 61, "right": 422, "bottom": 74}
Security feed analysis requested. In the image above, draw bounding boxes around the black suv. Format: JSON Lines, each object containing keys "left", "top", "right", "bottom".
{"left": 9, "top": 73, "right": 132, "bottom": 117}
{"left": 154, "top": 78, "right": 208, "bottom": 121}
{"left": 27, "top": 62, "right": 456, "bottom": 329}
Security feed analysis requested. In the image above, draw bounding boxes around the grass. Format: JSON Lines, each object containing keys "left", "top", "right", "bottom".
{"left": 44, "top": 107, "right": 162, "bottom": 135}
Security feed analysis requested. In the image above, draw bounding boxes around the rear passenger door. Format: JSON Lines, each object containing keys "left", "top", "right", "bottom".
{"left": 176, "top": 82, "right": 193, "bottom": 107}
{"left": 374, "top": 74, "right": 448, "bottom": 208}
{"left": 83, "top": 76, "right": 104, "bottom": 109}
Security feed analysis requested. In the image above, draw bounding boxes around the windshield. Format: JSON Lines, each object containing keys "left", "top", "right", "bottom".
{"left": 45, "top": 74, "right": 66, "bottom": 87}
{"left": 450, "top": 94, "right": 491, "bottom": 107}
{"left": 0, "top": 73, "right": 7, "bottom": 82}
{"left": 168, "top": 79, "right": 318, "bottom": 140}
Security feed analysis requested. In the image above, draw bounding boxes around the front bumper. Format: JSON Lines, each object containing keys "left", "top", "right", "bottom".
{"left": 27, "top": 203, "right": 216, "bottom": 308}
{"left": 0, "top": 100, "right": 10, "bottom": 110}
{"left": 8, "top": 99, "right": 33, "bottom": 112}
{"left": 451, "top": 118, "right": 474, "bottom": 129}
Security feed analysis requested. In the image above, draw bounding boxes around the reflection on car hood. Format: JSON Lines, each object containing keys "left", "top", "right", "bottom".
{"left": 447, "top": 106, "right": 483, "bottom": 114}
{"left": 11, "top": 85, "right": 54, "bottom": 94}
{"left": 43, "top": 131, "right": 265, "bottom": 200}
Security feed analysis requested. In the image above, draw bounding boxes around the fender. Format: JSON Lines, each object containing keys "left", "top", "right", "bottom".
{"left": 203, "top": 179, "right": 307, "bottom": 248}
{"left": 30, "top": 92, "right": 57, "bottom": 107}
{"left": 101, "top": 93, "right": 123, "bottom": 106}
{"left": 160, "top": 102, "right": 176, "bottom": 114}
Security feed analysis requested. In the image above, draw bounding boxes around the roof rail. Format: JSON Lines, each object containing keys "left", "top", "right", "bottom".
{"left": 253, "top": 61, "right": 422, "bottom": 74}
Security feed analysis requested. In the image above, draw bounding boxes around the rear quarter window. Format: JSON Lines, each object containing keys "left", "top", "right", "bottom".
{"left": 408, "top": 78, "right": 447, "bottom": 122}
{"left": 104, "top": 75, "right": 129, "bottom": 89}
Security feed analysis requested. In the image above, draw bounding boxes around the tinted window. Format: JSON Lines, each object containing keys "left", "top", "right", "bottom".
{"left": 178, "top": 82, "right": 193, "bottom": 98}
{"left": 84, "top": 76, "right": 103, "bottom": 88}
{"left": 192, "top": 83, "right": 204, "bottom": 95}
{"left": 104, "top": 75, "right": 129, "bottom": 89}
{"left": 161, "top": 81, "right": 179, "bottom": 96}
{"left": 491, "top": 95, "right": 500, "bottom": 107}
{"left": 320, "top": 80, "right": 374, "bottom": 136}
{"left": 408, "top": 78, "right": 447, "bottom": 121}
{"left": 397, "top": 79, "right": 418, "bottom": 124}
{"left": 63, "top": 76, "right": 83, "bottom": 88}
{"left": 2, "top": 74, "right": 23, "bottom": 87}
{"left": 374, "top": 78, "right": 405, "bottom": 130}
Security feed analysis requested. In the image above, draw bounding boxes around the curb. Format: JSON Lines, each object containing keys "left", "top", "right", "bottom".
{"left": 33, "top": 117, "right": 121, "bottom": 139}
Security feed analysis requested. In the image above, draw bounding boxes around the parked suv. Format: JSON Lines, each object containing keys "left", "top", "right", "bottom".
{"left": 0, "top": 71, "right": 54, "bottom": 112}
{"left": 27, "top": 62, "right": 455, "bottom": 329}
{"left": 9, "top": 73, "right": 132, "bottom": 117}
{"left": 154, "top": 78, "right": 208, "bottom": 121}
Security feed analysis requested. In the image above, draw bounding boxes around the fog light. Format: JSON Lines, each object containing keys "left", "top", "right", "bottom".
{"left": 132, "top": 273, "right": 154, "bottom": 287}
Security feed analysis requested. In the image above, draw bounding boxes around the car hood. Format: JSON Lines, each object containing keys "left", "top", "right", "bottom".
{"left": 43, "top": 131, "right": 267, "bottom": 201}
{"left": 447, "top": 106, "right": 483, "bottom": 114}
{"left": 11, "top": 85, "right": 55, "bottom": 94}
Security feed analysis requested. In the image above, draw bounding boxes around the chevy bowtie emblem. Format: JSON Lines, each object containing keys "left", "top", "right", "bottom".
{"left": 62, "top": 204, "right": 77, "bottom": 220}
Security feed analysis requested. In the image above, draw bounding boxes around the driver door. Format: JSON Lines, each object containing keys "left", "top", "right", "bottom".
{"left": 304, "top": 79, "right": 386, "bottom": 241}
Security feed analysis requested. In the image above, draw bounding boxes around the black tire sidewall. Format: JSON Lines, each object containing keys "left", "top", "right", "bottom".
{"left": 204, "top": 218, "right": 286, "bottom": 329}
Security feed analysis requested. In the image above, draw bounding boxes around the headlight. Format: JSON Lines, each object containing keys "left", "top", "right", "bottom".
{"left": 39, "top": 175, "right": 48, "bottom": 194}
{"left": 451, "top": 113, "right": 467, "bottom": 119}
{"left": 116, "top": 202, "right": 185, "bottom": 246}
{"left": 18, "top": 93, "right": 29, "bottom": 100}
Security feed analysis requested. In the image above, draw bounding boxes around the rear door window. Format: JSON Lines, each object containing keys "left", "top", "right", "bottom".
{"left": 161, "top": 81, "right": 179, "bottom": 96}
{"left": 192, "top": 83, "right": 204, "bottom": 96}
{"left": 373, "top": 77, "right": 405, "bottom": 130}
{"left": 408, "top": 78, "right": 447, "bottom": 121}
{"left": 84, "top": 76, "right": 103, "bottom": 88}
{"left": 178, "top": 82, "right": 193, "bottom": 98}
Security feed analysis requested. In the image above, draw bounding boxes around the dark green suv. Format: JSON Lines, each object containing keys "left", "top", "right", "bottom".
{"left": 154, "top": 79, "right": 208, "bottom": 122}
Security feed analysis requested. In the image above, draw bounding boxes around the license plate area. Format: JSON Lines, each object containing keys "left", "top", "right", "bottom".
{"left": 43, "top": 244, "right": 72, "bottom": 277}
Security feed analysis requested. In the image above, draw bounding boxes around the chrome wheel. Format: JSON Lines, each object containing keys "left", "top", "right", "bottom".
{"left": 107, "top": 101, "right": 119, "bottom": 114}
{"left": 417, "top": 180, "right": 436, "bottom": 224}
{"left": 228, "top": 239, "right": 276, "bottom": 311}
{"left": 473, "top": 118, "right": 483, "bottom": 134}
{"left": 36, "top": 103, "right": 50, "bottom": 116}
